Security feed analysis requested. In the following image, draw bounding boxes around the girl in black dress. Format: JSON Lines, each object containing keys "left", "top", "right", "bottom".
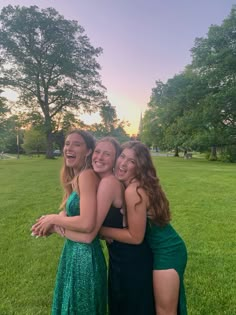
{"left": 94, "top": 137, "right": 155, "bottom": 315}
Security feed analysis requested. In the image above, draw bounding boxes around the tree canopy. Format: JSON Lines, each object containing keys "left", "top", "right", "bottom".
{"left": 141, "top": 6, "right": 236, "bottom": 161}
{"left": 0, "top": 5, "right": 106, "bottom": 158}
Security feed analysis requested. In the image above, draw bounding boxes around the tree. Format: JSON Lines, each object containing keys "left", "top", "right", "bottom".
{"left": 99, "top": 102, "right": 118, "bottom": 133}
{"left": 191, "top": 6, "right": 236, "bottom": 159}
{"left": 0, "top": 5, "right": 105, "bottom": 158}
{"left": 0, "top": 114, "right": 24, "bottom": 153}
{"left": 142, "top": 73, "right": 207, "bottom": 155}
{"left": 22, "top": 127, "right": 46, "bottom": 155}
{"left": 0, "top": 90, "right": 9, "bottom": 150}
{"left": 86, "top": 102, "right": 129, "bottom": 142}
{"left": 141, "top": 108, "right": 163, "bottom": 149}
{"left": 141, "top": 7, "right": 236, "bottom": 161}
{"left": 0, "top": 90, "right": 8, "bottom": 128}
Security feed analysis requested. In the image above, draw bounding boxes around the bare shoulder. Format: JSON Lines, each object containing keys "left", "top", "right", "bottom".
{"left": 125, "top": 182, "right": 147, "bottom": 200}
{"left": 80, "top": 168, "right": 97, "bottom": 177}
{"left": 80, "top": 169, "right": 100, "bottom": 185}
{"left": 99, "top": 175, "right": 123, "bottom": 194}
{"left": 100, "top": 174, "right": 121, "bottom": 186}
{"left": 98, "top": 175, "right": 124, "bottom": 204}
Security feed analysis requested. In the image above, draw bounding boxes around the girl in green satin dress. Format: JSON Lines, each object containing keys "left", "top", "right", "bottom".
{"left": 101, "top": 141, "right": 188, "bottom": 315}
{"left": 32, "top": 130, "right": 107, "bottom": 315}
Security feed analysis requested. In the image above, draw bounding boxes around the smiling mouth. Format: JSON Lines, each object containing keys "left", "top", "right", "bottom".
{"left": 66, "top": 154, "right": 76, "bottom": 160}
{"left": 119, "top": 166, "right": 126, "bottom": 171}
{"left": 93, "top": 161, "right": 104, "bottom": 167}
{"left": 117, "top": 168, "right": 126, "bottom": 176}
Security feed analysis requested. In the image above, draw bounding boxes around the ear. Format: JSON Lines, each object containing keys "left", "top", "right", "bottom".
{"left": 86, "top": 149, "right": 92, "bottom": 157}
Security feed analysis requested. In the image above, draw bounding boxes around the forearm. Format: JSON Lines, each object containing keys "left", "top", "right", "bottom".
{"left": 53, "top": 215, "right": 95, "bottom": 233}
{"left": 100, "top": 226, "right": 144, "bottom": 244}
{"left": 59, "top": 210, "right": 66, "bottom": 216}
{"left": 63, "top": 229, "right": 96, "bottom": 243}
{"left": 53, "top": 221, "right": 98, "bottom": 243}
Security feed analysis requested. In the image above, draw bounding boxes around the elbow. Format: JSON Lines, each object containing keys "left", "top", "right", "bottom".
{"left": 84, "top": 227, "right": 94, "bottom": 233}
{"left": 80, "top": 235, "right": 95, "bottom": 244}
{"left": 82, "top": 222, "right": 96, "bottom": 234}
{"left": 131, "top": 235, "right": 144, "bottom": 245}
{"left": 71, "top": 218, "right": 96, "bottom": 233}
{"left": 133, "top": 239, "right": 143, "bottom": 245}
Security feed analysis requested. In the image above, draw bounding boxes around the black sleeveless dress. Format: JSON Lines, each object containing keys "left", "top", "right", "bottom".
{"left": 103, "top": 206, "right": 155, "bottom": 315}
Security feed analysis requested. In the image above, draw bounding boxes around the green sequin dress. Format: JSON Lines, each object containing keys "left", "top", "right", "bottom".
{"left": 51, "top": 191, "right": 107, "bottom": 315}
{"left": 146, "top": 222, "right": 188, "bottom": 315}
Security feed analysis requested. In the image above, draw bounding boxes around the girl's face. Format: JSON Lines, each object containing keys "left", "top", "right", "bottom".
{"left": 115, "top": 148, "right": 137, "bottom": 186}
{"left": 92, "top": 141, "right": 116, "bottom": 178}
{"left": 63, "top": 133, "right": 90, "bottom": 174}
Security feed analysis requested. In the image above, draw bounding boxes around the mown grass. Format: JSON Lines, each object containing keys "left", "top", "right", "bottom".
{"left": 0, "top": 156, "right": 235, "bottom": 315}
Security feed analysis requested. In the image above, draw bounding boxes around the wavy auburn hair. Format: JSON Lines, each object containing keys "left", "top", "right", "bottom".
{"left": 121, "top": 141, "right": 171, "bottom": 226}
{"left": 60, "top": 129, "right": 95, "bottom": 209}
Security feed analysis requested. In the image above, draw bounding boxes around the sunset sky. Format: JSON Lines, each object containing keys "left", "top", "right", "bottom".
{"left": 0, "top": 0, "right": 235, "bottom": 135}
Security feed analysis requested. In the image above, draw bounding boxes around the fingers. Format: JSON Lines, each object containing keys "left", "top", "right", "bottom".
{"left": 31, "top": 214, "right": 56, "bottom": 238}
{"left": 31, "top": 221, "right": 50, "bottom": 237}
{"left": 31, "top": 231, "right": 40, "bottom": 239}
{"left": 36, "top": 215, "right": 46, "bottom": 223}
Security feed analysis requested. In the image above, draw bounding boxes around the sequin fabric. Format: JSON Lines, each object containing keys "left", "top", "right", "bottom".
{"left": 51, "top": 191, "right": 107, "bottom": 315}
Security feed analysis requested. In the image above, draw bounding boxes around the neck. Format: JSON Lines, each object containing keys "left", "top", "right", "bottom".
{"left": 98, "top": 171, "right": 114, "bottom": 179}
{"left": 73, "top": 165, "right": 86, "bottom": 175}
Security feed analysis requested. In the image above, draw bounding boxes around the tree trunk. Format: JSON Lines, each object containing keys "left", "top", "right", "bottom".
{"left": 46, "top": 131, "right": 54, "bottom": 158}
{"left": 174, "top": 146, "right": 179, "bottom": 157}
{"left": 209, "top": 145, "right": 217, "bottom": 161}
{"left": 44, "top": 115, "right": 54, "bottom": 159}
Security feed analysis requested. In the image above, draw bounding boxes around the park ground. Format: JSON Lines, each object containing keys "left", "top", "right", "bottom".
{"left": 0, "top": 155, "right": 235, "bottom": 315}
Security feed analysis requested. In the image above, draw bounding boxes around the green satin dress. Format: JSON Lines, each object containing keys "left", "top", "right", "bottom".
{"left": 51, "top": 191, "right": 107, "bottom": 315}
{"left": 146, "top": 222, "right": 188, "bottom": 315}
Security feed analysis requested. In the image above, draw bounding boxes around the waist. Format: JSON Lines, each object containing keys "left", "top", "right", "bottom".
{"left": 108, "top": 239, "right": 152, "bottom": 257}
{"left": 66, "top": 236, "right": 100, "bottom": 246}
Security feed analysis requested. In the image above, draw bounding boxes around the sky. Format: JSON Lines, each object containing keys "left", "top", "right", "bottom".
{"left": 0, "top": 0, "right": 235, "bottom": 135}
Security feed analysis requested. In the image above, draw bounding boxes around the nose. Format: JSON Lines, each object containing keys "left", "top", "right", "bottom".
{"left": 97, "top": 152, "right": 104, "bottom": 160}
{"left": 65, "top": 143, "right": 73, "bottom": 150}
{"left": 119, "top": 158, "right": 127, "bottom": 167}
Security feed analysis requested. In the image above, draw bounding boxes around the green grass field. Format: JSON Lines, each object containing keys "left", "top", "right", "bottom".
{"left": 0, "top": 156, "right": 235, "bottom": 314}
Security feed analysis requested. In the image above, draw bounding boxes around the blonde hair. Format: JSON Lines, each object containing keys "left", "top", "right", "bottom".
{"left": 60, "top": 129, "right": 95, "bottom": 209}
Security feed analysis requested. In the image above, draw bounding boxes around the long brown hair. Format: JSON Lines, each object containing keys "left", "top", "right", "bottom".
{"left": 60, "top": 129, "right": 95, "bottom": 209}
{"left": 121, "top": 141, "right": 171, "bottom": 226}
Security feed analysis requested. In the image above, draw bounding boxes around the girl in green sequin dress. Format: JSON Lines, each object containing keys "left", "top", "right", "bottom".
{"left": 101, "top": 141, "right": 188, "bottom": 315}
{"left": 32, "top": 130, "right": 107, "bottom": 315}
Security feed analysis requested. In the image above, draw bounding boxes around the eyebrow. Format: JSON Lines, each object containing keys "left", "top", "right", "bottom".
{"left": 65, "top": 141, "right": 85, "bottom": 145}
{"left": 95, "top": 149, "right": 112, "bottom": 154}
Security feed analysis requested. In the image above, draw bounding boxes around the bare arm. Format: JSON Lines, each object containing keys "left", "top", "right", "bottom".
{"left": 100, "top": 184, "right": 147, "bottom": 244}
{"left": 31, "top": 169, "right": 99, "bottom": 235}
{"left": 58, "top": 176, "right": 123, "bottom": 243}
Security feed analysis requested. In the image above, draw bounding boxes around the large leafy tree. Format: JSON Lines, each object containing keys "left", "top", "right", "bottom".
{"left": 0, "top": 5, "right": 105, "bottom": 158}
{"left": 0, "top": 90, "right": 9, "bottom": 150}
{"left": 141, "top": 106, "right": 163, "bottom": 149}
{"left": 22, "top": 127, "right": 47, "bottom": 155}
{"left": 191, "top": 6, "right": 236, "bottom": 158}
{"left": 99, "top": 102, "right": 117, "bottom": 133}
{"left": 0, "top": 89, "right": 8, "bottom": 127}
{"left": 0, "top": 114, "right": 24, "bottom": 153}
{"left": 142, "top": 72, "right": 209, "bottom": 155}
{"left": 143, "top": 7, "right": 236, "bottom": 161}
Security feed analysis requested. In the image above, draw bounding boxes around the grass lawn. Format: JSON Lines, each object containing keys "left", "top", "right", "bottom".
{"left": 0, "top": 155, "right": 235, "bottom": 314}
